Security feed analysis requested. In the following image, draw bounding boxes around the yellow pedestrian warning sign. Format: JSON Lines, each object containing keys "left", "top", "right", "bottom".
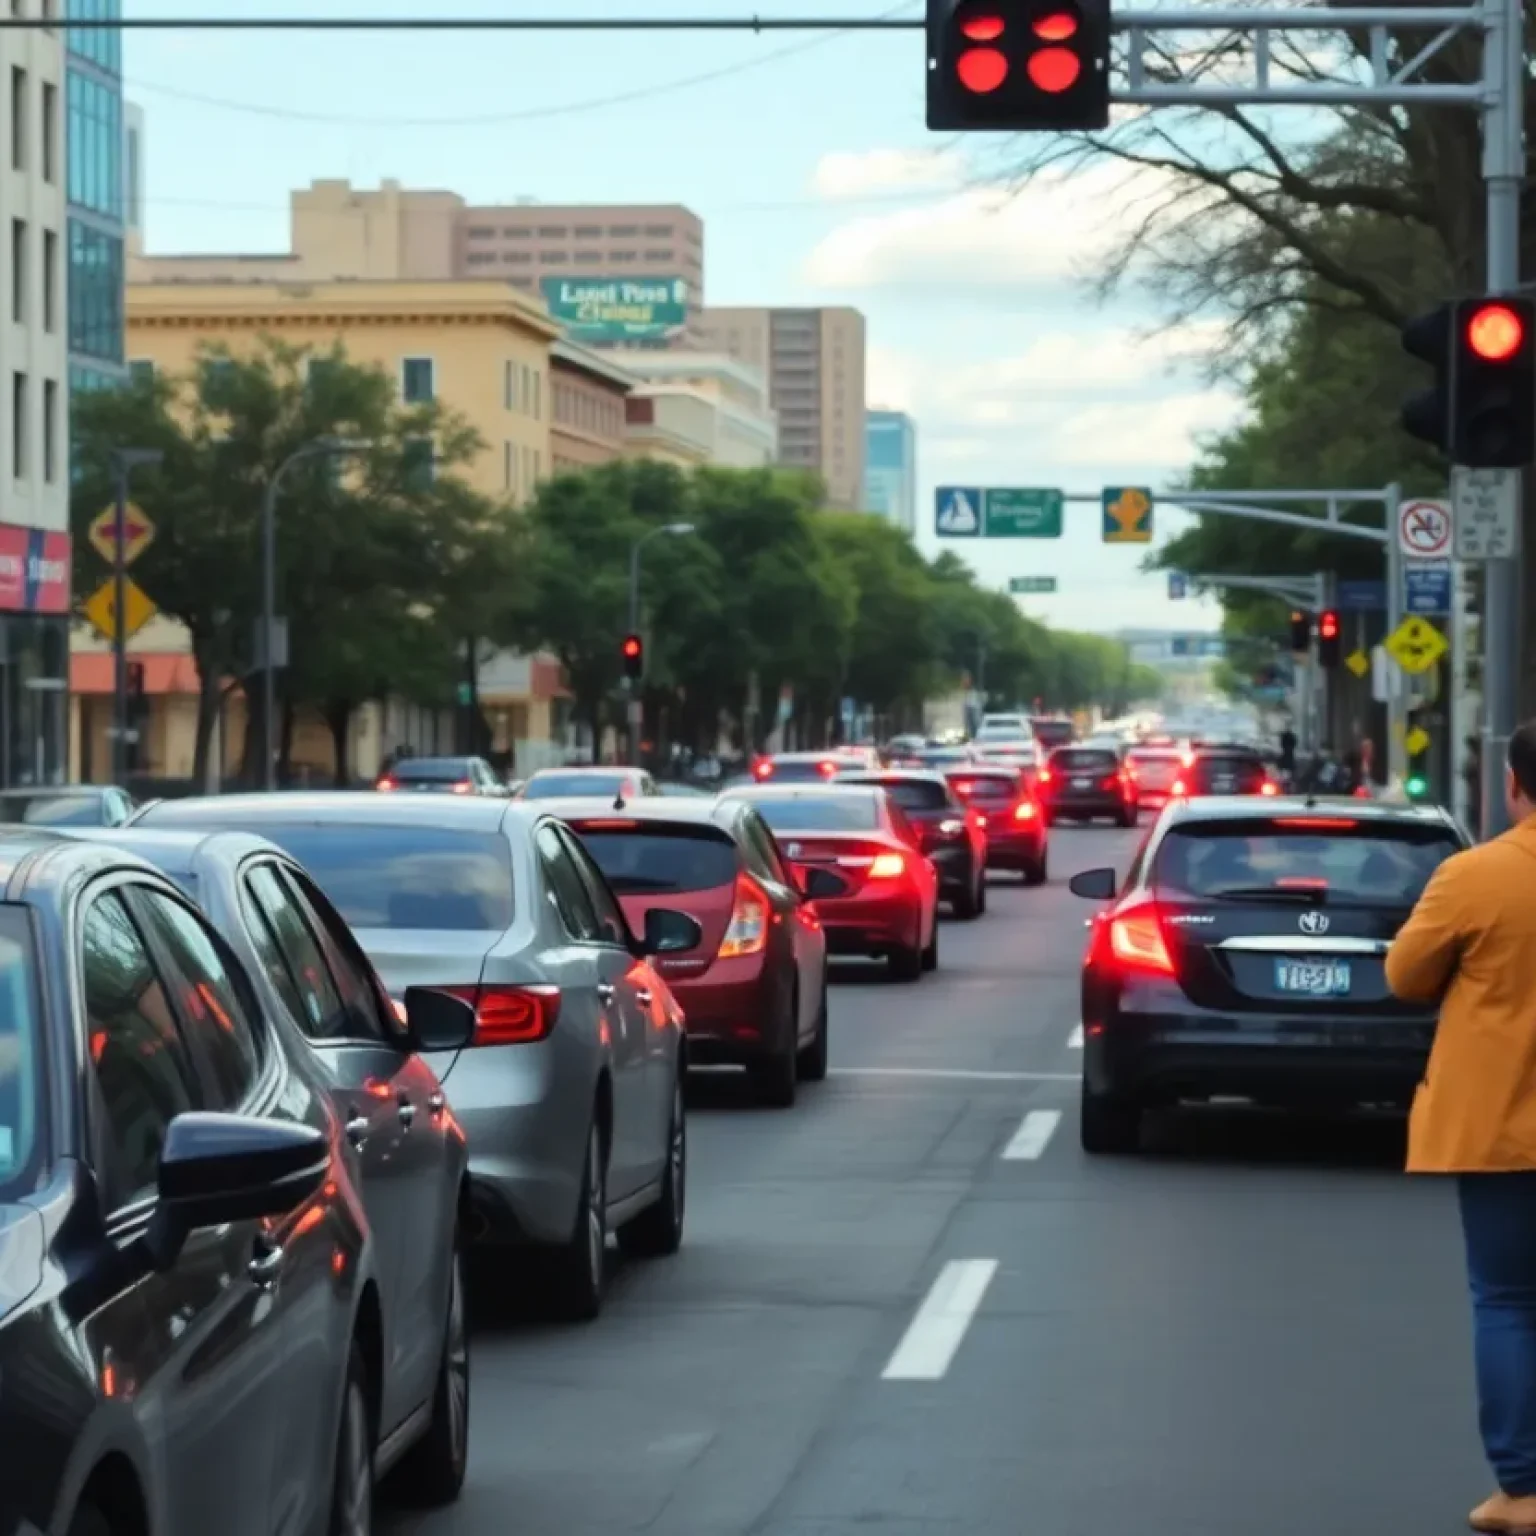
{"left": 1405, "top": 725, "right": 1431, "bottom": 757}
{"left": 82, "top": 577, "right": 158, "bottom": 644}
{"left": 1384, "top": 615, "right": 1447, "bottom": 675}
{"left": 1345, "top": 648, "right": 1370, "bottom": 678}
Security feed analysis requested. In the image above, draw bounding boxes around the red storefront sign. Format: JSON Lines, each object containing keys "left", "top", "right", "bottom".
{"left": 0, "top": 525, "right": 70, "bottom": 614}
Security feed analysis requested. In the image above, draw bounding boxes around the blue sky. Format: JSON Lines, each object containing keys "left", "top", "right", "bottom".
{"left": 127, "top": 0, "right": 1233, "bottom": 634}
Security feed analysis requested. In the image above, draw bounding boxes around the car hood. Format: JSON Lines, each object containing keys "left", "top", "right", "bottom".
{"left": 0, "top": 1203, "right": 45, "bottom": 1320}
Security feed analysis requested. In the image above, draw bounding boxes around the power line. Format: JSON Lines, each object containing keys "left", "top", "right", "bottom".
{"left": 9, "top": 13, "right": 926, "bottom": 29}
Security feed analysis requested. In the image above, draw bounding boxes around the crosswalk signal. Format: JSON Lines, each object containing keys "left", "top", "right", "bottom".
{"left": 1453, "top": 297, "right": 1536, "bottom": 467}
{"left": 927, "top": 0, "right": 1110, "bottom": 132}
{"left": 1288, "top": 610, "right": 1311, "bottom": 653}
{"left": 621, "top": 633, "right": 643, "bottom": 681}
{"left": 1316, "top": 610, "right": 1341, "bottom": 669}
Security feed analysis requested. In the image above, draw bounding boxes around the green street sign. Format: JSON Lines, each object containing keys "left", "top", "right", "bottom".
{"left": 1009, "top": 576, "right": 1058, "bottom": 594}
{"left": 985, "top": 489, "right": 1063, "bottom": 538}
{"left": 1102, "top": 486, "right": 1154, "bottom": 543}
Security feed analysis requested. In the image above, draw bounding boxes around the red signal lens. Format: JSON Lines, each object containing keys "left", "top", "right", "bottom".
{"left": 1027, "top": 46, "right": 1081, "bottom": 91}
{"left": 1467, "top": 303, "right": 1525, "bottom": 361}
{"left": 960, "top": 12, "right": 1005, "bottom": 40}
{"left": 1032, "top": 10, "right": 1079, "bottom": 39}
{"left": 622, "top": 636, "right": 641, "bottom": 657}
{"left": 957, "top": 47, "right": 1009, "bottom": 92}
{"left": 1319, "top": 612, "right": 1339, "bottom": 639}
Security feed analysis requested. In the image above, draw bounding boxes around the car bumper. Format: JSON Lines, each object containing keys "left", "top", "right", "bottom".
{"left": 1047, "top": 794, "right": 1132, "bottom": 818}
{"left": 660, "top": 952, "right": 792, "bottom": 1065}
{"left": 820, "top": 889, "right": 924, "bottom": 955}
{"left": 984, "top": 826, "right": 1046, "bottom": 868}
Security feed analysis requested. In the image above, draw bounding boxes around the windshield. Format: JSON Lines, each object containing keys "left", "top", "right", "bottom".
{"left": 0, "top": 794, "right": 108, "bottom": 826}
{"left": 1030, "top": 720, "right": 1074, "bottom": 747}
{"left": 574, "top": 827, "right": 739, "bottom": 894}
{"left": 1152, "top": 821, "right": 1462, "bottom": 905}
{"left": 522, "top": 773, "right": 629, "bottom": 800}
{"left": 0, "top": 906, "right": 42, "bottom": 1199}
{"left": 390, "top": 759, "right": 472, "bottom": 783}
{"left": 247, "top": 824, "right": 515, "bottom": 931}
{"left": 740, "top": 795, "right": 881, "bottom": 832}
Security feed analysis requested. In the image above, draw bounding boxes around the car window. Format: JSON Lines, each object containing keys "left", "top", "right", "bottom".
{"left": 574, "top": 824, "right": 740, "bottom": 894}
{"left": 243, "top": 863, "right": 347, "bottom": 1040}
{"left": 1052, "top": 749, "right": 1120, "bottom": 772}
{"left": 522, "top": 772, "right": 629, "bottom": 800}
{"left": 82, "top": 891, "right": 203, "bottom": 1207}
{"left": 555, "top": 824, "right": 628, "bottom": 945}
{"left": 0, "top": 907, "right": 42, "bottom": 1200}
{"left": 134, "top": 890, "right": 264, "bottom": 1111}
{"left": 0, "top": 794, "right": 108, "bottom": 826}
{"left": 392, "top": 758, "right": 472, "bottom": 783}
{"left": 884, "top": 800, "right": 920, "bottom": 847}
{"left": 237, "top": 870, "right": 310, "bottom": 1029}
{"left": 853, "top": 778, "right": 951, "bottom": 812}
{"left": 738, "top": 794, "right": 881, "bottom": 832}
{"left": 281, "top": 870, "right": 391, "bottom": 1041}
{"left": 535, "top": 823, "right": 601, "bottom": 941}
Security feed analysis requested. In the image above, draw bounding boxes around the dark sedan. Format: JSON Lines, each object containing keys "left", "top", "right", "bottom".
{"left": 0, "top": 832, "right": 475, "bottom": 1535}
{"left": 1038, "top": 744, "right": 1138, "bottom": 826}
{"left": 378, "top": 756, "right": 508, "bottom": 795}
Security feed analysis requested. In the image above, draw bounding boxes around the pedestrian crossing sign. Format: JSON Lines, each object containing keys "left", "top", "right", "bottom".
{"left": 935, "top": 487, "right": 982, "bottom": 537}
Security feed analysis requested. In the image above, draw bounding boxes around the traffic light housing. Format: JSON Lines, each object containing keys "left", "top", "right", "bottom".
{"left": 1288, "top": 610, "right": 1310, "bottom": 652}
{"left": 1400, "top": 303, "right": 1452, "bottom": 454}
{"left": 927, "top": 0, "right": 1111, "bottom": 132}
{"left": 1316, "top": 610, "right": 1341, "bottom": 668}
{"left": 621, "top": 633, "right": 643, "bottom": 681}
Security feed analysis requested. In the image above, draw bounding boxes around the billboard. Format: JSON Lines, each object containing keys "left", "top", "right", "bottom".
{"left": 541, "top": 276, "right": 690, "bottom": 344}
{"left": 0, "top": 526, "right": 70, "bottom": 613}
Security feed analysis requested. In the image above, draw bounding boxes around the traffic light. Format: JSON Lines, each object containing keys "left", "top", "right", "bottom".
{"left": 1316, "top": 610, "right": 1341, "bottom": 669}
{"left": 926, "top": 0, "right": 1111, "bottom": 132}
{"left": 1400, "top": 303, "right": 1452, "bottom": 454}
{"left": 621, "top": 633, "right": 643, "bottom": 681}
{"left": 1288, "top": 610, "right": 1311, "bottom": 653}
{"left": 1453, "top": 297, "right": 1535, "bottom": 466}
{"left": 1405, "top": 773, "right": 1429, "bottom": 801}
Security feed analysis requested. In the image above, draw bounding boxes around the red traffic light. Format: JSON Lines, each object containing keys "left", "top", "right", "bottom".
{"left": 1033, "top": 9, "right": 1079, "bottom": 38}
{"left": 957, "top": 47, "right": 1009, "bottom": 90}
{"left": 621, "top": 635, "right": 641, "bottom": 658}
{"left": 1027, "top": 46, "right": 1081, "bottom": 90}
{"left": 1319, "top": 611, "right": 1340, "bottom": 640}
{"left": 1466, "top": 302, "right": 1525, "bottom": 362}
{"left": 960, "top": 10, "right": 1004, "bottom": 38}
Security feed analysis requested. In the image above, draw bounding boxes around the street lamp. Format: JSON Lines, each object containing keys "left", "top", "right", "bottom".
{"left": 108, "top": 447, "right": 164, "bottom": 786}
{"left": 625, "top": 522, "right": 695, "bottom": 763}
{"left": 260, "top": 436, "right": 373, "bottom": 791}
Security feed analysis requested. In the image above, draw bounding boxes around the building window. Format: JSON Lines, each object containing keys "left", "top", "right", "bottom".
{"left": 503, "top": 251, "right": 530, "bottom": 265}
{"left": 41, "top": 81, "right": 56, "bottom": 182}
{"left": 66, "top": 220, "right": 123, "bottom": 364}
{"left": 42, "top": 228, "right": 56, "bottom": 331}
{"left": 11, "top": 68, "right": 25, "bottom": 171}
{"left": 403, "top": 438, "right": 434, "bottom": 489}
{"left": 128, "top": 358, "right": 153, "bottom": 383}
{"left": 465, "top": 252, "right": 496, "bottom": 267}
{"left": 466, "top": 225, "right": 496, "bottom": 238}
{"left": 520, "top": 365, "right": 532, "bottom": 413}
{"left": 574, "top": 249, "right": 603, "bottom": 264}
{"left": 609, "top": 224, "right": 638, "bottom": 237}
{"left": 401, "top": 356, "right": 434, "bottom": 404}
{"left": 539, "top": 251, "right": 568, "bottom": 265}
{"left": 66, "top": 69, "right": 123, "bottom": 219}
{"left": 574, "top": 225, "right": 602, "bottom": 239}
{"left": 10, "top": 220, "right": 24, "bottom": 323}
{"left": 643, "top": 249, "right": 674, "bottom": 262}
{"left": 42, "top": 379, "right": 56, "bottom": 482}
{"left": 11, "top": 373, "right": 25, "bottom": 479}
{"left": 504, "top": 360, "right": 518, "bottom": 411}
{"left": 66, "top": 0, "right": 122, "bottom": 73}
{"left": 536, "top": 226, "right": 567, "bottom": 239}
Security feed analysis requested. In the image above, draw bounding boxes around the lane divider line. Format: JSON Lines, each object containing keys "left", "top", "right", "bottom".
{"left": 1001, "top": 1108, "right": 1062, "bottom": 1161}
{"left": 829, "top": 1067, "right": 1078, "bottom": 1083}
{"left": 881, "top": 1259, "right": 999, "bottom": 1381}
{"left": 1067, "top": 1024, "right": 1084, "bottom": 1049}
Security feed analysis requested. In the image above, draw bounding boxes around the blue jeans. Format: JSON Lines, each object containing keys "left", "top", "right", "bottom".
{"left": 1459, "top": 1174, "right": 1536, "bottom": 1496}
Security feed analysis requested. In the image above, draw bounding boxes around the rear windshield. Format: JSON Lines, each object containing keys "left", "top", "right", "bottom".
{"left": 848, "top": 779, "right": 950, "bottom": 812}
{"left": 522, "top": 773, "right": 628, "bottom": 800}
{"left": 1152, "top": 821, "right": 1462, "bottom": 905}
{"left": 0, "top": 794, "right": 107, "bottom": 826}
{"left": 762, "top": 760, "right": 838, "bottom": 783}
{"left": 950, "top": 774, "right": 1018, "bottom": 802}
{"left": 391, "top": 759, "right": 471, "bottom": 783}
{"left": 1129, "top": 750, "right": 1181, "bottom": 766}
{"left": 574, "top": 827, "right": 738, "bottom": 894}
{"left": 1188, "top": 754, "right": 1267, "bottom": 789}
{"left": 0, "top": 906, "right": 42, "bottom": 1198}
{"left": 245, "top": 824, "right": 515, "bottom": 931}
{"left": 1031, "top": 719, "right": 1074, "bottom": 744}
{"left": 1052, "top": 749, "right": 1119, "bottom": 772}
{"left": 747, "top": 796, "right": 881, "bottom": 832}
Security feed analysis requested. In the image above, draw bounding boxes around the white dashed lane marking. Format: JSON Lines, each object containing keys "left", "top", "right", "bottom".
{"left": 1001, "top": 1108, "right": 1062, "bottom": 1161}
{"left": 881, "top": 1259, "right": 999, "bottom": 1381}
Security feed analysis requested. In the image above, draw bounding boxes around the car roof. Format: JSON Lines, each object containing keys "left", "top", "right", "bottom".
{"left": 1160, "top": 795, "right": 1458, "bottom": 829}
{"left": 838, "top": 769, "right": 949, "bottom": 786}
{"left": 0, "top": 829, "right": 172, "bottom": 898}
{"left": 134, "top": 790, "right": 520, "bottom": 832}
{"left": 60, "top": 826, "right": 288, "bottom": 876}
{"left": 767, "top": 750, "right": 865, "bottom": 762}
{"left": 535, "top": 796, "right": 735, "bottom": 829}
{"left": 0, "top": 784, "right": 109, "bottom": 798}
{"left": 722, "top": 782, "right": 882, "bottom": 799}
{"left": 526, "top": 764, "right": 639, "bottom": 777}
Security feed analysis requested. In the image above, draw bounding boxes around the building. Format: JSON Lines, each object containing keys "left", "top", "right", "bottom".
{"left": 123, "top": 98, "right": 142, "bottom": 239}
{"left": 130, "top": 179, "right": 707, "bottom": 347}
{"left": 696, "top": 306, "right": 866, "bottom": 508}
{"left": 619, "top": 352, "right": 776, "bottom": 468}
{"left": 549, "top": 340, "right": 634, "bottom": 472}
{"left": 0, "top": 6, "right": 72, "bottom": 788}
{"left": 865, "top": 410, "right": 917, "bottom": 535}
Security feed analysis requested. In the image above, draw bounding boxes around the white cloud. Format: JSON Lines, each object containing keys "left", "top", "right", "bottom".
{"left": 809, "top": 148, "right": 968, "bottom": 202}
{"left": 866, "top": 342, "right": 923, "bottom": 414}
{"left": 1053, "top": 392, "right": 1244, "bottom": 467}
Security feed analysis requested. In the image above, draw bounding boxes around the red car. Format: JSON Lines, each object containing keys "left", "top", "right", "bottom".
{"left": 722, "top": 783, "right": 940, "bottom": 981}
{"left": 944, "top": 764, "right": 1049, "bottom": 884}
{"left": 550, "top": 797, "right": 846, "bottom": 1107}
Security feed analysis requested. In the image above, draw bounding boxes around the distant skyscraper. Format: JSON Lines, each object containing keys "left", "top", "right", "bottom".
{"left": 865, "top": 410, "right": 917, "bottom": 535}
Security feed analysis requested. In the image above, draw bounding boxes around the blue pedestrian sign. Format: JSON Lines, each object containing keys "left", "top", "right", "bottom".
{"left": 1168, "top": 572, "right": 1188, "bottom": 600}
{"left": 1403, "top": 561, "right": 1452, "bottom": 616}
{"left": 935, "top": 487, "right": 983, "bottom": 537}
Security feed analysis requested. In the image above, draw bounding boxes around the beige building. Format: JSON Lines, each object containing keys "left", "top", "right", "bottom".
{"left": 620, "top": 353, "right": 776, "bottom": 469}
{"left": 550, "top": 340, "right": 634, "bottom": 472}
{"left": 697, "top": 306, "right": 867, "bottom": 508}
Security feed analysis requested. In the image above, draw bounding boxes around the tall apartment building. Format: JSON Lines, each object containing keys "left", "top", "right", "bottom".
{"left": 0, "top": 2, "right": 72, "bottom": 787}
{"left": 865, "top": 410, "right": 917, "bottom": 536}
{"left": 696, "top": 306, "right": 866, "bottom": 509}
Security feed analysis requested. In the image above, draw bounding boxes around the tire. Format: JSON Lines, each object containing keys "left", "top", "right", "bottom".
{"left": 67, "top": 1505, "right": 112, "bottom": 1536}
{"left": 328, "top": 1340, "right": 375, "bottom": 1536}
{"left": 618, "top": 1074, "right": 687, "bottom": 1258}
{"left": 976, "top": 878, "right": 987, "bottom": 915}
{"left": 951, "top": 871, "right": 981, "bottom": 920}
{"left": 796, "top": 980, "right": 829, "bottom": 1082}
{"left": 888, "top": 942, "right": 923, "bottom": 982}
{"left": 545, "top": 1117, "right": 606, "bottom": 1320}
{"left": 921, "top": 918, "right": 939, "bottom": 972}
{"left": 1023, "top": 851, "right": 1048, "bottom": 887}
{"left": 1080, "top": 1080, "right": 1142, "bottom": 1155}
{"left": 751, "top": 991, "right": 798, "bottom": 1107}
{"left": 391, "top": 1236, "right": 470, "bottom": 1507}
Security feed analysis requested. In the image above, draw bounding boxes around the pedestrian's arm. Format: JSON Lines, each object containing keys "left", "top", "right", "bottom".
{"left": 1385, "top": 859, "right": 1464, "bottom": 1003}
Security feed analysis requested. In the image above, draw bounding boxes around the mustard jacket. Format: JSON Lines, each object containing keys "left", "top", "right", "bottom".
{"left": 1386, "top": 816, "right": 1536, "bottom": 1172}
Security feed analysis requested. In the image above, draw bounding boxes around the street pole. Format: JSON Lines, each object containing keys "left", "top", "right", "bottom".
{"left": 624, "top": 522, "right": 694, "bottom": 767}
{"left": 107, "top": 448, "right": 162, "bottom": 787}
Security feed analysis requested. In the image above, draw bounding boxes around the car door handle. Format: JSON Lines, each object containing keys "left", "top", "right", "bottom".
{"left": 634, "top": 988, "right": 653, "bottom": 1006}
{"left": 248, "top": 1241, "right": 284, "bottom": 1289}
{"left": 345, "top": 1115, "right": 369, "bottom": 1149}
{"left": 596, "top": 983, "right": 615, "bottom": 1004}
{"left": 398, "top": 1101, "right": 416, "bottom": 1128}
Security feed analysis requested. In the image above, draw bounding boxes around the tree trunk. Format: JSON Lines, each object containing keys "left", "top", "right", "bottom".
{"left": 325, "top": 700, "right": 353, "bottom": 787}
{"left": 190, "top": 644, "right": 224, "bottom": 791}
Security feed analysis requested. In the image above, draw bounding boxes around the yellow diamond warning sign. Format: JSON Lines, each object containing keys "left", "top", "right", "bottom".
{"left": 1384, "top": 615, "right": 1447, "bottom": 675}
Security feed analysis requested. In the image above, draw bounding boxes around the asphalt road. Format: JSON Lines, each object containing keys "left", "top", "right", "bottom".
{"left": 383, "top": 822, "right": 1486, "bottom": 1536}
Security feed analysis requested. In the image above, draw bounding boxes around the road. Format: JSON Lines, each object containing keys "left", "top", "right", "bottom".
{"left": 383, "top": 822, "right": 1485, "bottom": 1536}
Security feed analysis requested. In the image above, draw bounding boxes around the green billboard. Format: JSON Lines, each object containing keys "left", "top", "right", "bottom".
{"left": 540, "top": 276, "right": 690, "bottom": 344}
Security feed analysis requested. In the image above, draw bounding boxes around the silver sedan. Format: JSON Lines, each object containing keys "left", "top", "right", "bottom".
{"left": 132, "top": 792, "right": 700, "bottom": 1320}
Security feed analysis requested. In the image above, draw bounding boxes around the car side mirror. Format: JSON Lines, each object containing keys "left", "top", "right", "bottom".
{"left": 145, "top": 1112, "right": 329, "bottom": 1270}
{"left": 641, "top": 906, "right": 703, "bottom": 955}
{"left": 1069, "top": 867, "right": 1118, "bottom": 901}
{"left": 403, "top": 987, "right": 477, "bottom": 1052}
{"left": 800, "top": 866, "right": 851, "bottom": 901}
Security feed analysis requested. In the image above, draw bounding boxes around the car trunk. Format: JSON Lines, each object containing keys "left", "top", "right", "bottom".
{"left": 778, "top": 835, "right": 903, "bottom": 897}
{"left": 1189, "top": 755, "right": 1268, "bottom": 794}
{"left": 1129, "top": 754, "right": 1182, "bottom": 792}
{"left": 948, "top": 774, "right": 1025, "bottom": 829}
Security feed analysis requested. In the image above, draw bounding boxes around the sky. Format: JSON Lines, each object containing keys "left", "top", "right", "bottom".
{"left": 125, "top": 0, "right": 1237, "bottom": 635}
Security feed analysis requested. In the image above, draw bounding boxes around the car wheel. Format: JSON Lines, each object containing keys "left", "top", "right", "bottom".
{"left": 390, "top": 1234, "right": 470, "bottom": 1506}
{"left": 951, "top": 872, "right": 980, "bottom": 919}
{"left": 751, "top": 989, "right": 799, "bottom": 1107}
{"left": 1079, "top": 1079, "right": 1142, "bottom": 1155}
{"left": 1024, "top": 851, "right": 1048, "bottom": 887}
{"left": 889, "top": 941, "right": 923, "bottom": 981}
{"left": 797, "top": 977, "right": 829, "bottom": 1081}
{"left": 921, "top": 919, "right": 939, "bottom": 972}
{"left": 618, "top": 1073, "right": 687, "bottom": 1257}
{"left": 328, "top": 1342, "right": 375, "bottom": 1536}
{"left": 546, "top": 1117, "right": 606, "bottom": 1320}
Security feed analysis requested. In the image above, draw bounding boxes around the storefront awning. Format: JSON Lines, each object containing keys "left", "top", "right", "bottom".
{"left": 71, "top": 653, "right": 203, "bottom": 696}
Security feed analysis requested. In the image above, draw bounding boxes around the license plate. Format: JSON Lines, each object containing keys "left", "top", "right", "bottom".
{"left": 1212, "top": 777, "right": 1233, "bottom": 791}
{"left": 1274, "top": 959, "right": 1351, "bottom": 996}
{"left": 1072, "top": 776, "right": 1090, "bottom": 789}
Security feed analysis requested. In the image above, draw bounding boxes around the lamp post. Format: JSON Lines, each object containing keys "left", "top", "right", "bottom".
{"left": 107, "top": 447, "right": 163, "bottom": 786}
{"left": 624, "top": 522, "right": 694, "bottom": 763}
{"left": 260, "top": 437, "right": 372, "bottom": 791}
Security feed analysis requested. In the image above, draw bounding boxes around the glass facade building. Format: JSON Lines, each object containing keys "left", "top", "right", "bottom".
{"left": 865, "top": 411, "right": 918, "bottom": 537}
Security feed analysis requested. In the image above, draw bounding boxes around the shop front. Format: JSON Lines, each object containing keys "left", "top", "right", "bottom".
{"left": 0, "top": 526, "right": 72, "bottom": 787}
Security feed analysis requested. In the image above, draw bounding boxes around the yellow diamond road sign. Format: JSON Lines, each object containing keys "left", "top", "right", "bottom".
{"left": 1345, "top": 647, "right": 1370, "bottom": 678}
{"left": 1405, "top": 725, "right": 1432, "bottom": 757}
{"left": 1384, "top": 615, "right": 1448, "bottom": 675}
{"left": 82, "top": 577, "right": 158, "bottom": 644}
{"left": 88, "top": 503, "right": 155, "bottom": 567}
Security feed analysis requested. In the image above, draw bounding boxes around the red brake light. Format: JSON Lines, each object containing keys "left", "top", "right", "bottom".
{"left": 1259, "top": 780, "right": 1279, "bottom": 796}
{"left": 1014, "top": 801, "right": 1037, "bottom": 821}
{"left": 1170, "top": 779, "right": 1187, "bottom": 796}
{"left": 952, "top": 779, "right": 975, "bottom": 796}
{"left": 575, "top": 818, "right": 640, "bottom": 830}
{"left": 719, "top": 873, "right": 770, "bottom": 959}
{"left": 753, "top": 759, "right": 774, "bottom": 780}
{"left": 1108, "top": 904, "right": 1175, "bottom": 976}
{"left": 818, "top": 760, "right": 839, "bottom": 778}
{"left": 1038, "top": 768, "right": 1052, "bottom": 784}
{"left": 377, "top": 778, "right": 397, "bottom": 792}
{"left": 1276, "top": 876, "right": 1328, "bottom": 889}
{"left": 441, "top": 984, "right": 560, "bottom": 1046}
{"left": 1273, "top": 817, "right": 1358, "bottom": 830}
{"left": 868, "top": 852, "right": 906, "bottom": 880}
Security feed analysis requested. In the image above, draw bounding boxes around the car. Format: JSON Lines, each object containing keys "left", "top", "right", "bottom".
{"left": 515, "top": 765, "right": 656, "bottom": 801}
{"left": 719, "top": 783, "right": 940, "bottom": 981}
{"left": 0, "top": 831, "right": 476, "bottom": 1536}
{"left": 64, "top": 824, "right": 477, "bottom": 1507}
{"left": 0, "top": 783, "right": 136, "bottom": 826}
{"left": 1125, "top": 744, "right": 1186, "bottom": 812}
{"left": 749, "top": 748, "right": 879, "bottom": 783}
{"left": 1038, "top": 743, "right": 1139, "bottom": 826}
{"left": 550, "top": 797, "right": 846, "bottom": 1106}
{"left": 838, "top": 769, "right": 988, "bottom": 917}
{"left": 1029, "top": 717, "right": 1075, "bottom": 753}
{"left": 378, "top": 755, "right": 509, "bottom": 795}
{"left": 1173, "top": 745, "right": 1277, "bottom": 798}
{"left": 1067, "top": 796, "right": 1470, "bottom": 1154}
{"left": 908, "top": 744, "right": 978, "bottom": 771}
{"left": 130, "top": 793, "right": 696, "bottom": 1321}
{"left": 943, "top": 764, "right": 1048, "bottom": 885}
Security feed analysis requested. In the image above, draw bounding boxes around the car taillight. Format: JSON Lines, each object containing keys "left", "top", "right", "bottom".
{"left": 1013, "top": 801, "right": 1037, "bottom": 821}
{"left": 818, "top": 760, "right": 839, "bottom": 778}
{"left": 451, "top": 781, "right": 472, "bottom": 794}
{"left": 868, "top": 852, "right": 906, "bottom": 879}
{"left": 1037, "top": 768, "right": 1053, "bottom": 784}
{"left": 376, "top": 778, "right": 397, "bottom": 792}
{"left": 753, "top": 759, "right": 773, "bottom": 780}
{"left": 440, "top": 984, "right": 560, "bottom": 1046}
{"left": 952, "top": 779, "right": 974, "bottom": 797}
{"left": 719, "top": 874, "right": 770, "bottom": 958}
{"left": 1275, "top": 816, "right": 1358, "bottom": 829}
{"left": 1108, "top": 905, "right": 1175, "bottom": 976}
{"left": 1101, "top": 774, "right": 1121, "bottom": 791}
{"left": 1170, "top": 779, "right": 1187, "bottom": 796}
{"left": 1259, "top": 779, "right": 1278, "bottom": 796}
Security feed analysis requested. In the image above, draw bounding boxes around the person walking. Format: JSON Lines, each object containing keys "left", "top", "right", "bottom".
{"left": 1386, "top": 719, "right": 1536, "bottom": 1534}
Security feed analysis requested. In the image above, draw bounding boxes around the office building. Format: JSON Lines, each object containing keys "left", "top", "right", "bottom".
{"left": 696, "top": 306, "right": 866, "bottom": 508}
{"left": 620, "top": 352, "right": 776, "bottom": 468}
{"left": 865, "top": 410, "right": 917, "bottom": 535}
{"left": 123, "top": 97, "right": 142, "bottom": 238}
{"left": 0, "top": 5, "right": 72, "bottom": 787}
